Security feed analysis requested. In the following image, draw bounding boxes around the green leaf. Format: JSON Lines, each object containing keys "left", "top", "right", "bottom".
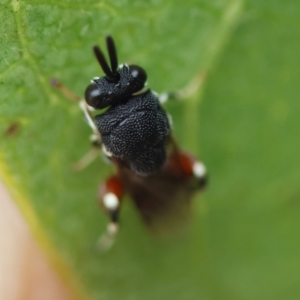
{"left": 1, "top": 0, "right": 300, "bottom": 299}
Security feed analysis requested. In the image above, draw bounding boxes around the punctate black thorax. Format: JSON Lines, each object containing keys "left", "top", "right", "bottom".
{"left": 95, "top": 90, "right": 170, "bottom": 175}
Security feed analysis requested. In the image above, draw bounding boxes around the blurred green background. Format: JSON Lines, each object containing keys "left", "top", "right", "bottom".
{"left": 1, "top": 0, "right": 300, "bottom": 299}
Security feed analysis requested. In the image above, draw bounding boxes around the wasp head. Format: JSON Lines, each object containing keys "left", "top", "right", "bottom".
{"left": 85, "top": 36, "right": 147, "bottom": 109}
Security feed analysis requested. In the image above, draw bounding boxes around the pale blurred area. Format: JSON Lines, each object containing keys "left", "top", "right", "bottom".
{"left": 0, "top": 180, "right": 72, "bottom": 300}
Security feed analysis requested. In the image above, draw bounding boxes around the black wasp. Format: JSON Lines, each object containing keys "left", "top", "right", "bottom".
{"left": 52, "top": 36, "right": 207, "bottom": 249}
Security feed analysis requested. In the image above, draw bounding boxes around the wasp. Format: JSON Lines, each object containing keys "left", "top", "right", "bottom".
{"left": 52, "top": 36, "right": 207, "bottom": 249}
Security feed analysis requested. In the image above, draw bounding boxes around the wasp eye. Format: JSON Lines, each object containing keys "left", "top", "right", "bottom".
{"left": 85, "top": 83, "right": 102, "bottom": 108}
{"left": 128, "top": 65, "right": 147, "bottom": 91}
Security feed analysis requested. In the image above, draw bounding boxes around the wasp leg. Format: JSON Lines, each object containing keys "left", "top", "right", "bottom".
{"left": 72, "top": 147, "right": 101, "bottom": 171}
{"left": 74, "top": 103, "right": 102, "bottom": 171}
{"left": 51, "top": 78, "right": 101, "bottom": 143}
{"left": 166, "top": 141, "right": 208, "bottom": 190}
{"left": 97, "top": 175, "right": 124, "bottom": 251}
{"left": 158, "top": 73, "right": 206, "bottom": 104}
{"left": 51, "top": 78, "right": 103, "bottom": 171}
{"left": 51, "top": 78, "right": 81, "bottom": 102}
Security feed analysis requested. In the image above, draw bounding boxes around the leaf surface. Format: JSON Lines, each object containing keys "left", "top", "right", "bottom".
{"left": 1, "top": 0, "right": 299, "bottom": 299}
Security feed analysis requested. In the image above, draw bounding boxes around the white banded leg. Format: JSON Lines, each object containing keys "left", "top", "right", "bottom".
{"left": 97, "top": 176, "right": 123, "bottom": 251}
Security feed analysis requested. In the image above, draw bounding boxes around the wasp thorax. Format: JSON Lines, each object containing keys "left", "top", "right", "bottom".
{"left": 95, "top": 90, "right": 170, "bottom": 175}
{"left": 85, "top": 65, "right": 147, "bottom": 110}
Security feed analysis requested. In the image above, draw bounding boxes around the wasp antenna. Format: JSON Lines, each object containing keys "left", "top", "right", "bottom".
{"left": 106, "top": 36, "right": 118, "bottom": 74}
{"left": 93, "top": 45, "right": 113, "bottom": 77}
